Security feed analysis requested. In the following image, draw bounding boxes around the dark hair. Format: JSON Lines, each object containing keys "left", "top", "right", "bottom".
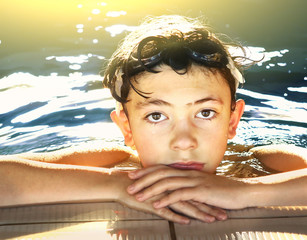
{"left": 102, "top": 15, "right": 248, "bottom": 108}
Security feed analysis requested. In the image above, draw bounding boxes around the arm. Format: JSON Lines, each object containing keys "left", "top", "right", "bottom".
{"left": 250, "top": 144, "right": 307, "bottom": 172}
{"left": 127, "top": 166, "right": 307, "bottom": 211}
{"left": 0, "top": 143, "right": 134, "bottom": 206}
{"left": 0, "top": 158, "right": 195, "bottom": 224}
{"left": 0, "top": 158, "right": 124, "bottom": 207}
{"left": 241, "top": 168, "right": 307, "bottom": 206}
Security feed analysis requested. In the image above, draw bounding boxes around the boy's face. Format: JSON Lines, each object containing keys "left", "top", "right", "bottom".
{"left": 112, "top": 64, "right": 244, "bottom": 173}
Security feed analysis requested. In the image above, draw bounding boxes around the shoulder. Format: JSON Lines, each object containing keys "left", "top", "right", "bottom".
{"left": 249, "top": 144, "right": 307, "bottom": 172}
{"left": 0, "top": 142, "right": 137, "bottom": 167}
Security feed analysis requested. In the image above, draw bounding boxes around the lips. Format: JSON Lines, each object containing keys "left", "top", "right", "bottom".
{"left": 168, "top": 162, "right": 204, "bottom": 170}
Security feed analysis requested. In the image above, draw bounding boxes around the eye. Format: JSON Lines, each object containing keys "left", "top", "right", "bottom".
{"left": 146, "top": 112, "right": 167, "bottom": 123}
{"left": 196, "top": 109, "right": 216, "bottom": 119}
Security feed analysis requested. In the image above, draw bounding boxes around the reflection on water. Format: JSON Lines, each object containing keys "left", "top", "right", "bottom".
{"left": 0, "top": 1, "right": 306, "bottom": 177}
{"left": 105, "top": 24, "right": 138, "bottom": 37}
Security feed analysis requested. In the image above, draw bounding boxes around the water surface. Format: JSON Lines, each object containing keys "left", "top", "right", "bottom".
{"left": 0, "top": 1, "right": 306, "bottom": 176}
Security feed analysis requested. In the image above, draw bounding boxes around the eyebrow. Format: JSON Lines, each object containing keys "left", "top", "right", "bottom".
{"left": 189, "top": 97, "right": 224, "bottom": 106}
{"left": 136, "top": 99, "right": 171, "bottom": 109}
{"left": 136, "top": 97, "right": 223, "bottom": 109}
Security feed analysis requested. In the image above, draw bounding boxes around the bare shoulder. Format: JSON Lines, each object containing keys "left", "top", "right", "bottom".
{"left": 249, "top": 144, "right": 307, "bottom": 172}
{"left": 250, "top": 144, "right": 307, "bottom": 159}
{"left": 0, "top": 142, "right": 136, "bottom": 167}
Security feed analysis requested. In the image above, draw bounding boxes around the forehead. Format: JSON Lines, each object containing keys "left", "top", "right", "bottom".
{"left": 127, "top": 65, "right": 231, "bottom": 105}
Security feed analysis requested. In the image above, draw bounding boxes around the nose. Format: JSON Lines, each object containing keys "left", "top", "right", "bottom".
{"left": 170, "top": 120, "right": 198, "bottom": 151}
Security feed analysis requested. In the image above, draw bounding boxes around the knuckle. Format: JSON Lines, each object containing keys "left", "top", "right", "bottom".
{"left": 162, "top": 194, "right": 171, "bottom": 202}
{"left": 207, "top": 208, "right": 222, "bottom": 217}
{"left": 180, "top": 188, "right": 191, "bottom": 199}
{"left": 156, "top": 207, "right": 169, "bottom": 216}
{"left": 174, "top": 201, "right": 190, "bottom": 211}
{"left": 162, "top": 177, "right": 174, "bottom": 186}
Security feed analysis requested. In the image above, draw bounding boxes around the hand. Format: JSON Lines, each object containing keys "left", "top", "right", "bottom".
{"left": 113, "top": 171, "right": 193, "bottom": 224}
{"left": 127, "top": 165, "right": 251, "bottom": 210}
{"left": 168, "top": 200, "right": 227, "bottom": 223}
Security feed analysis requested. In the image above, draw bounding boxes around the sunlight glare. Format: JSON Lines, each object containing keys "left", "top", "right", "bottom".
{"left": 105, "top": 24, "right": 137, "bottom": 37}
{"left": 19, "top": 222, "right": 116, "bottom": 239}
{"left": 106, "top": 11, "right": 127, "bottom": 17}
{"left": 92, "top": 9, "right": 101, "bottom": 15}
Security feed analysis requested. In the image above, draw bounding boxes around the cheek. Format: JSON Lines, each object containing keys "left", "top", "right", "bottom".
{"left": 136, "top": 149, "right": 160, "bottom": 168}
{"left": 132, "top": 132, "right": 162, "bottom": 166}
{"left": 202, "top": 142, "right": 227, "bottom": 173}
{"left": 199, "top": 119, "right": 229, "bottom": 143}
{"left": 207, "top": 126, "right": 229, "bottom": 158}
{"left": 199, "top": 120, "right": 229, "bottom": 171}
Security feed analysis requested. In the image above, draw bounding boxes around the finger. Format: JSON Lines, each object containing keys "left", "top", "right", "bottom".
{"left": 127, "top": 165, "right": 167, "bottom": 194}
{"left": 119, "top": 194, "right": 190, "bottom": 225}
{"left": 127, "top": 166, "right": 191, "bottom": 194}
{"left": 128, "top": 165, "right": 165, "bottom": 179}
{"left": 134, "top": 177, "right": 199, "bottom": 201}
{"left": 155, "top": 207, "right": 190, "bottom": 225}
{"left": 169, "top": 201, "right": 216, "bottom": 223}
{"left": 189, "top": 201, "right": 227, "bottom": 221}
{"left": 153, "top": 187, "right": 199, "bottom": 208}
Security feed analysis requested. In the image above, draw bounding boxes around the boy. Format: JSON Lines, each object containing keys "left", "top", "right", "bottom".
{"left": 0, "top": 15, "right": 306, "bottom": 225}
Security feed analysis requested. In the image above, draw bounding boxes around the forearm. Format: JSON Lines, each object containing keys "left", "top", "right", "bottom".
{"left": 0, "top": 159, "right": 131, "bottom": 207}
{"left": 0, "top": 160, "right": 196, "bottom": 224}
{"left": 242, "top": 168, "right": 307, "bottom": 207}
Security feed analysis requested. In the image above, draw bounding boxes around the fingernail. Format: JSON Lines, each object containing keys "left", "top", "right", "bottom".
{"left": 128, "top": 172, "right": 135, "bottom": 178}
{"left": 205, "top": 216, "right": 215, "bottom": 223}
{"left": 127, "top": 185, "right": 134, "bottom": 193}
{"left": 181, "top": 218, "right": 190, "bottom": 224}
{"left": 217, "top": 213, "right": 227, "bottom": 221}
{"left": 135, "top": 193, "right": 144, "bottom": 201}
{"left": 153, "top": 201, "right": 160, "bottom": 208}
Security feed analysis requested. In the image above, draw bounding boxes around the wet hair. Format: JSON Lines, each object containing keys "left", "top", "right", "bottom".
{"left": 102, "top": 15, "right": 248, "bottom": 109}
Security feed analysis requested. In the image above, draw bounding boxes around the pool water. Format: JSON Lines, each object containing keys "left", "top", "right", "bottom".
{"left": 0, "top": 1, "right": 306, "bottom": 177}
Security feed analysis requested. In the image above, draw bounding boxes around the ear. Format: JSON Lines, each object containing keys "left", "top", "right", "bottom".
{"left": 110, "top": 110, "right": 135, "bottom": 147}
{"left": 228, "top": 99, "right": 245, "bottom": 139}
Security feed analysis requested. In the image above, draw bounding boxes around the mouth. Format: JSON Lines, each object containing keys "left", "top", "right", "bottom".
{"left": 167, "top": 162, "right": 204, "bottom": 170}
